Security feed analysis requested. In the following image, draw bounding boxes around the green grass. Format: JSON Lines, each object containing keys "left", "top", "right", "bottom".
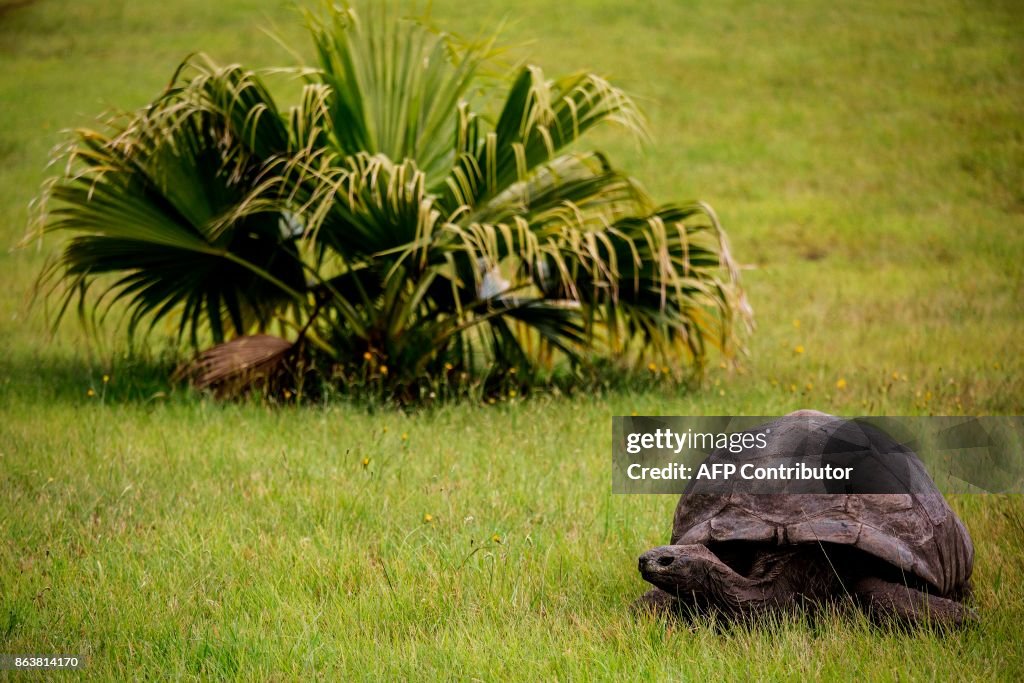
{"left": 2, "top": 0, "right": 1023, "bottom": 679}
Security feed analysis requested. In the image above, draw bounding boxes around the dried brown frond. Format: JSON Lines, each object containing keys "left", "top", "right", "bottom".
{"left": 174, "top": 334, "right": 294, "bottom": 397}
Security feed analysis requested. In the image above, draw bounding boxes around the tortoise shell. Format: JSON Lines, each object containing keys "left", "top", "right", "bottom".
{"left": 671, "top": 411, "right": 974, "bottom": 596}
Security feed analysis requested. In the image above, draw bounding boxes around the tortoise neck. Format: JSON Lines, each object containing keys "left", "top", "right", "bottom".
{"left": 705, "top": 559, "right": 769, "bottom": 607}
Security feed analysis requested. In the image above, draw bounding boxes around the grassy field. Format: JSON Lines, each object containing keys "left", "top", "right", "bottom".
{"left": 2, "top": 0, "right": 1023, "bottom": 679}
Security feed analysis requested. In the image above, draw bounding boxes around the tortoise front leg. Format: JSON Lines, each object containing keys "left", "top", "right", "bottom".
{"left": 632, "top": 587, "right": 681, "bottom": 615}
{"left": 852, "top": 577, "right": 975, "bottom": 627}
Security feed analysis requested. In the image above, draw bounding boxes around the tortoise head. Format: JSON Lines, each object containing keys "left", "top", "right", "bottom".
{"left": 638, "top": 544, "right": 731, "bottom": 600}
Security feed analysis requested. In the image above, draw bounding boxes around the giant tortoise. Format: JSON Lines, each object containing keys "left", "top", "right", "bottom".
{"left": 636, "top": 410, "right": 975, "bottom": 626}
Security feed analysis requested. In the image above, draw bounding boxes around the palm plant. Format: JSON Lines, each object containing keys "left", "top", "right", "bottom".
{"left": 31, "top": 3, "right": 750, "bottom": 398}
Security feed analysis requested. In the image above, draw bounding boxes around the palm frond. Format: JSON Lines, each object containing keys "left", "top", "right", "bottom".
{"left": 442, "top": 66, "right": 647, "bottom": 213}
{"left": 35, "top": 60, "right": 311, "bottom": 345}
{"left": 307, "top": 2, "right": 499, "bottom": 186}
{"left": 175, "top": 333, "right": 294, "bottom": 395}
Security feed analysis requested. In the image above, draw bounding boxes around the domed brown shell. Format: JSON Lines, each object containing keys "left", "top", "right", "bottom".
{"left": 671, "top": 411, "right": 974, "bottom": 596}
